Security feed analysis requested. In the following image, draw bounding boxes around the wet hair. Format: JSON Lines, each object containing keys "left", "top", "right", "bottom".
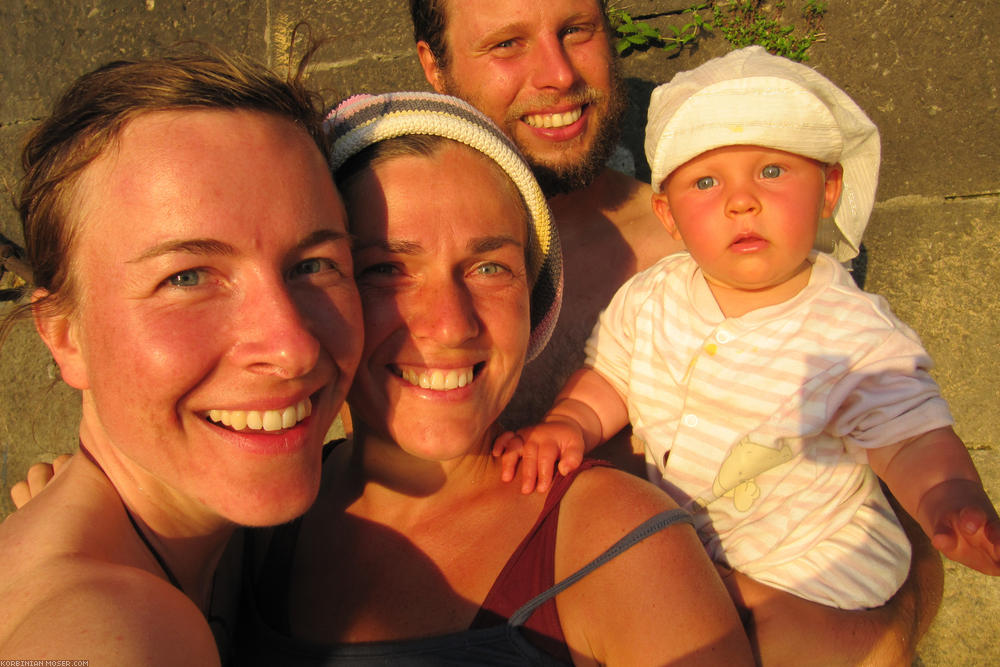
{"left": 2, "top": 47, "right": 326, "bottom": 346}
{"left": 409, "top": 0, "right": 612, "bottom": 70}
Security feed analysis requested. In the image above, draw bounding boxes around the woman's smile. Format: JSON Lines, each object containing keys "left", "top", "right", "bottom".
{"left": 343, "top": 141, "right": 531, "bottom": 459}
{"left": 63, "top": 109, "right": 363, "bottom": 525}
{"left": 392, "top": 363, "right": 485, "bottom": 391}
{"left": 205, "top": 396, "right": 313, "bottom": 432}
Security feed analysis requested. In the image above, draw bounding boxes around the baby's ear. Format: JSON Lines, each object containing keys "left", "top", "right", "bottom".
{"left": 651, "top": 191, "right": 683, "bottom": 241}
{"left": 32, "top": 290, "right": 89, "bottom": 390}
{"left": 822, "top": 163, "right": 845, "bottom": 218}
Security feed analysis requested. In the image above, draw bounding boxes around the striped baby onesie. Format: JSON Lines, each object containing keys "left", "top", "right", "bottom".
{"left": 587, "top": 251, "right": 953, "bottom": 609}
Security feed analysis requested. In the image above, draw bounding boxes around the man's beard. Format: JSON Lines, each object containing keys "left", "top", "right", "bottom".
{"left": 441, "top": 59, "right": 628, "bottom": 197}
{"left": 527, "top": 64, "right": 628, "bottom": 196}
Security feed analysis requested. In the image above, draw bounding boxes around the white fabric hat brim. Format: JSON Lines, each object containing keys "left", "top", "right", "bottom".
{"left": 645, "top": 47, "right": 880, "bottom": 261}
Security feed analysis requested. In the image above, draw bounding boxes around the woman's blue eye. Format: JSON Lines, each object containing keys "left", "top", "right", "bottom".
{"left": 291, "top": 258, "right": 325, "bottom": 277}
{"left": 476, "top": 263, "right": 504, "bottom": 276}
{"left": 167, "top": 269, "right": 201, "bottom": 287}
{"left": 696, "top": 176, "right": 717, "bottom": 190}
{"left": 357, "top": 263, "right": 398, "bottom": 277}
{"left": 761, "top": 165, "right": 784, "bottom": 178}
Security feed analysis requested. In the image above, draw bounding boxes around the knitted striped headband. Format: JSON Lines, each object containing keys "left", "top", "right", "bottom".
{"left": 326, "top": 92, "right": 562, "bottom": 362}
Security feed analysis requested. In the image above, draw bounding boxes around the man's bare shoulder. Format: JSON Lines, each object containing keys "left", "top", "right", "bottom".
{"left": 550, "top": 168, "right": 682, "bottom": 271}
{"left": 504, "top": 169, "right": 683, "bottom": 428}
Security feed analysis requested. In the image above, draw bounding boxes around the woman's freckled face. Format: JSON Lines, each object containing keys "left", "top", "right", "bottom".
{"left": 61, "top": 109, "right": 363, "bottom": 525}
{"left": 343, "top": 143, "right": 531, "bottom": 461}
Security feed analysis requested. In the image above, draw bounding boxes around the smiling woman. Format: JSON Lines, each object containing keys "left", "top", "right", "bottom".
{"left": 236, "top": 92, "right": 753, "bottom": 666}
{"left": 0, "top": 52, "right": 363, "bottom": 664}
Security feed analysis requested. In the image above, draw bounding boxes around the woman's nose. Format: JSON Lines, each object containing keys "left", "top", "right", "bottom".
{"left": 231, "top": 278, "right": 321, "bottom": 378}
{"left": 406, "top": 279, "right": 479, "bottom": 347}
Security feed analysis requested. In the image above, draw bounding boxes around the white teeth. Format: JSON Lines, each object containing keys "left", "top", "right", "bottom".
{"left": 206, "top": 397, "right": 312, "bottom": 432}
{"left": 281, "top": 406, "right": 297, "bottom": 429}
{"left": 246, "top": 411, "right": 263, "bottom": 430}
{"left": 399, "top": 366, "right": 475, "bottom": 391}
{"left": 262, "top": 410, "right": 282, "bottom": 432}
{"left": 230, "top": 411, "right": 248, "bottom": 430}
{"left": 523, "top": 107, "right": 583, "bottom": 129}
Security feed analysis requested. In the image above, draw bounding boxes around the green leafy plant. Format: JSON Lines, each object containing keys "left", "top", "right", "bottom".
{"left": 711, "top": 0, "right": 827, "bottom": 61}
{"left": 609, "top": 5, "right": 707, "bottom": 57}
{"left": 609, "top": 1, "right": 826, "bottom": 62}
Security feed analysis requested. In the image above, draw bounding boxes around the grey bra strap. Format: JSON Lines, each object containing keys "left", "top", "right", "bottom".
{"left": 509, "top": 508, "right": 694, "bottom": 627}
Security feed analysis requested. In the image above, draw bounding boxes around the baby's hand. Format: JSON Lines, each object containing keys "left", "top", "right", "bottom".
{"left": 916, "top": 478, "right": 1000, "bottom": 575}
{"left": 492, "top": 420, "right": 586, "bottom": 494}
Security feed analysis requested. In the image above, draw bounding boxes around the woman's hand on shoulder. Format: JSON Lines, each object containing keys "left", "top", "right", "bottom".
{"left": 555, "top": 467, "right": 754, "bottom": 666}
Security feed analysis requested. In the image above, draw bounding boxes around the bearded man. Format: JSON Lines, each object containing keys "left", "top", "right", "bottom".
{"left": 409, "top": 1, "right": 943, "bottom": 663}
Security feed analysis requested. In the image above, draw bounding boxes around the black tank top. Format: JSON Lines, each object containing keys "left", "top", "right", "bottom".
{"left": 237, "top": 456, "right": 692, "bottom": 665}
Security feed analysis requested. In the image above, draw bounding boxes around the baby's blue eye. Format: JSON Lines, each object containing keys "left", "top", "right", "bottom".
{"left": 167, "top": 269, "right": 201, "bottom": 287}
{"left": 761, "top": 165, "right": 784, "bottom": 179}
{"left": 696, "top": 176, "right": 717, "bottom": 190}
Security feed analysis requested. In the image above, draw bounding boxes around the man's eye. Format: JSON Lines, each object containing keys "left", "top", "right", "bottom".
{"left": 489, "top": 37, "right": 521, "bottom": 53}
{"left": 166, "top": 269, "right": 202, "bottom": 287}
{"left": 761, "top": 165, "right": 784, "bottom": 179}
{"left": 562, "top": 24, "right": 595, "bottom": 42}
{"left": 696, "top": 176, "right": 717, "bottom": 190}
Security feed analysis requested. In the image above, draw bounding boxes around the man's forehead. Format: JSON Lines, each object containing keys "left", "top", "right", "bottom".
{"left": 440, "top": 0, "right": 606, "bottom": 35}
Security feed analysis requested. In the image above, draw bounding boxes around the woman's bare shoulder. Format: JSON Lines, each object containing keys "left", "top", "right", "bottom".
{"left": 0, "top": 461, "right": 220, "bottom": 664}
{"left": 553, "top": 466, "right": 754, "bottom": 665}
{"left": 1, "top": 555, "right": 219, "bottom": 664}
{"left": 554, "top": 465, "right": 696, "bottom": 574}
{"left": 1, "top": 455, "right": 121, "bottom": 564}
{"left": 560, "top": 465, "right": 679, "bottom": 528}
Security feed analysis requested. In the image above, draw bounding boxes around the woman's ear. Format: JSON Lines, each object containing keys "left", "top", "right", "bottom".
{"left": 32, "top": 290, "right": 88, "bottom": 390}
{"left": 416, "top": 41, "right": 447, "bottom": 94}
{"left": 822, "top": 163, "right": 845, "bottom": 218}
{"left": 651, "top": 192, "right": 683, "bottom": 241}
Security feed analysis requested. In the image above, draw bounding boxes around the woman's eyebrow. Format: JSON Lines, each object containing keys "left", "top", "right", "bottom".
{"left": 128, "top": 238, "right": 235, "bottom": 263}
{"left": 354, "top": 239, "right": 423, "bottom": 254}
{"left": 351, "top": 236, "right": 520, "bottom": 254}
{"left": 294, "top": 229, "right": 354, "bottom": 251}
{"left": 128, "top": 229, "right": 352, "bottom": 264}
{"left": 469, "top": 235, "right": 522, "bottom": 253}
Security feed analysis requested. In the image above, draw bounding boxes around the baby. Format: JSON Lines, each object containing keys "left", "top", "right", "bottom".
{"left": 495, "top": 46, "right": 1000, "bottom": 609}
